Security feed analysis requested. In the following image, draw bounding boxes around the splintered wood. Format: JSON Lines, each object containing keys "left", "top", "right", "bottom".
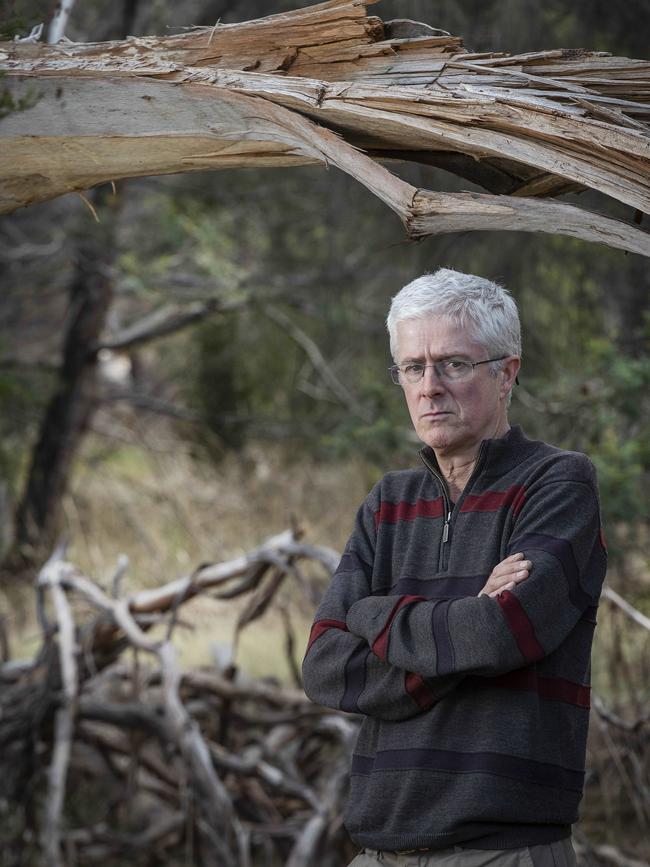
{"left": 1, "top": 0, "right": 649, "bottom": 254}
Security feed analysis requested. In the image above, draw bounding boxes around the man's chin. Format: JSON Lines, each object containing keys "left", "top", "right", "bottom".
{"left": 420, "top": 430, "right": 457, "bottom": 451}
{"left": 420, "top": 415, "right": 451, "bottom": 431}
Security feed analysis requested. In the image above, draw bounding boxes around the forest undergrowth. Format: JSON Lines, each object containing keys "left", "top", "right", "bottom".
{"left": 4, "top": 418, "right": 650, "bottom": 862}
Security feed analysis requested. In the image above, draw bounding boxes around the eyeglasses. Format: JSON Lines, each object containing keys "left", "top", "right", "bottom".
{"left": 389, "top": 356, "right": 510, "bottom": 385}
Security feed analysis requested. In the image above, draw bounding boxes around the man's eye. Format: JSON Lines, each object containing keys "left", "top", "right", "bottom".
{"left": 404, "top": 363, "right": 424, "bottom": 374}
{"left": 445, "top": 360, "right": 466, "bottom": 370}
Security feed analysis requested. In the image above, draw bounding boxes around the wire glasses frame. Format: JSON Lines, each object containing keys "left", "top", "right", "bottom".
{"left": 389, "top": 356, "right": 512, "bottom": 386}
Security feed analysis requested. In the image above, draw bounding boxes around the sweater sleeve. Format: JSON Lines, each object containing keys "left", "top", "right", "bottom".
{"left": 302, "top": 488, "right": 461, "bottom": 719}
{"left": 346, "top": 457, "right": 608, "bottom": 679}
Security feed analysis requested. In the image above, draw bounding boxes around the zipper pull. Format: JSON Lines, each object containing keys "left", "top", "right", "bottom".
{"left": 442, "top": 511, "right": 451, "bottom": 543}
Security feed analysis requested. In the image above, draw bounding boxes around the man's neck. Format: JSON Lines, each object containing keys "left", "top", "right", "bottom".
{"left": 436, "top": 420, "right": 510, "bottom": 501}
{"left": 438, "top": 454, "right": 478, "bottom": 502}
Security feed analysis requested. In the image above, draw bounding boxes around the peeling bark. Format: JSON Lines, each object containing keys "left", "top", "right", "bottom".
{"left": 1, "top": 0, "right": 649, "bottom": 253}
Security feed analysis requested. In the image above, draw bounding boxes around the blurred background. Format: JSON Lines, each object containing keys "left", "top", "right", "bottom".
{"left": 1, "top": 0, "right": 649, "bottom": 861}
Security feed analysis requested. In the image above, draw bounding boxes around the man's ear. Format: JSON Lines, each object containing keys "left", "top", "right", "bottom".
{"left": 499, "top": 356, "right": 521, "bottom": 399}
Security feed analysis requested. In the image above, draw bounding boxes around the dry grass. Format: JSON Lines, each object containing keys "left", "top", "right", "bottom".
{"left": 9, "top": 419, "right": 650, "bottom": 696}
{"left": 4, "top": 420, "right": 649, "bottom": 858}
{"left": 39, "top": 421, "right": 376, "bottom": 678}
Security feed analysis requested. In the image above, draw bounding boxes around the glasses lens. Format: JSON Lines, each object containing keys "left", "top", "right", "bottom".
{"left": 403, "top": 363, "right": 425, "bottom": 383}
{"left": 442, "top": 361, "right": 473, "bottom": 380}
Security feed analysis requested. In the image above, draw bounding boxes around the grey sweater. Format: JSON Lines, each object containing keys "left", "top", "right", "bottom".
{"left": 302, "top": 426, "right": 607, "bottom": 852}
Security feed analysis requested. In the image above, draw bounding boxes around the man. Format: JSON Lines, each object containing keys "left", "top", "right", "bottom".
{"left": 302, "top": 269, "right": 607, "bottom": 866}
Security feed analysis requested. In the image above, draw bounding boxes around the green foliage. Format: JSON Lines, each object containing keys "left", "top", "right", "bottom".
{"left": 0, "top": 1, "right": 51, "bottom": 41}
{"left": 191, "top": 314, "right": 259, "bottom": 453}
{"left": 0, "top": 13, "right": 33, "bottom": 40}
{"left": 0, "top": 366, "right": 54, "bottom": 487}
{"left": 512, "top": 330, "right": 650, "bottom": 562}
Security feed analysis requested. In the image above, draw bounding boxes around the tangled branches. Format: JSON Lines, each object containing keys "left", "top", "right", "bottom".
{"left": 0, "top": 531, "right": 358, "bottom": 866}
{"left": 1, "top": 530, "right": 649, "bottom": 865}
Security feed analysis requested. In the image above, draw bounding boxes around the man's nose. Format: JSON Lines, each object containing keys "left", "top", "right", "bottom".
{"left": 420, "top": 364, "right": 446, "bottom": 395}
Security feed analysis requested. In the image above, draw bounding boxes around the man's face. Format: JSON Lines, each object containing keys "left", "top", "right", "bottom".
{"left": 394, "top": 316, "right": 518, "bottom": 457}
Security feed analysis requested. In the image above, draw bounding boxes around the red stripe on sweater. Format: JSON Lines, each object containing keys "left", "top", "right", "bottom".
{"left": 599, "top": 527, "right": 608, "bottom": 552}
{"left": 372, "top": 595, "right": 424, "bottom": 662}
{"left": 374, "top": 497, "right": 444, "bottom": 528}
{"left": 306, "top": 618, "right": 347, "bottom": 654}
{"left": 486, "top": 669, "right": 590, "bottom": 709}
{"left": 405, "top": 672, "right": 438, "bottom": 711}
{"left": 496, "top": 590, "right": 545, "bottom": 663}
{"left": 460, "top": 484, "right": 526, "bottom": 516}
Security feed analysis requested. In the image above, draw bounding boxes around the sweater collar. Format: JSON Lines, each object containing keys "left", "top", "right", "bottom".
{"left": 419, "top": 424, "right": 534, "bottom": 480}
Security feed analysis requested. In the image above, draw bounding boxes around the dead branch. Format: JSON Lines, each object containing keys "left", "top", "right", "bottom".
{"left": 592, "top": 695, "right": 650, "bottom": 734}
{"left": 263, "top": 303, "right": 374, "bottom": 422}
{"left": 0, "top": 528, "right": 356, "bottom": 866}
{"left": 574, "top": 836, "right": 650, "bottom": 867}
{"left": 48, "top": 0, "right": 78, "bottom": 45}
{"left": 95, "top": 298, "right": 242, "bottom": 353}
{"left": 38, "top": 554, "right": 79, "bottom": 867}
{"left": 603, "top": 586, "right": 650, "bottom": 632}
{"left": 3, "top": 527, "right": 648, "bottom": 864}
{"left": 1, "top": 0, "right": 649, "bottom": 255}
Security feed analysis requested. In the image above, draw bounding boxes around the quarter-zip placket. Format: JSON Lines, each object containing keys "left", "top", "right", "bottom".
{"left": 420, "top": 440, "right": 490, "bottom": 571}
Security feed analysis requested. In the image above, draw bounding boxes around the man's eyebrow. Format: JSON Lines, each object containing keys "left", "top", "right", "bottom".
{"left": 400, "top": 353, "right": 471, "bottom": 362}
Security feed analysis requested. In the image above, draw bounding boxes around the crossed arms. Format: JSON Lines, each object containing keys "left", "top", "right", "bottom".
{"left": 302, "top": 461, "right": 607, "bottom": 720}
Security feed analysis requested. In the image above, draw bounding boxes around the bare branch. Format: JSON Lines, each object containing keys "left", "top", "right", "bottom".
{"left": 48, "top": 0, "right": 78, "bottom": 45}
{"left": 263, "top": 304, "right": 373, "bottom": 422}
{"left": 110, "top": 553, "right": 129, "bottom": 598}
{"left": 592, "top": 695, "right": 650, "bottom": 734}
{"left": 574, "top": 836, "right": 650, "bottom": 867}
{"left": 95, "top": 300, "right": 226, "bottom": 353}
{"left": 37, "top": 556, "right": 79, "bottom": 867}
{"left": 602, "top": 586, "right": 650, "bottom": 632}
{"left": 2, "top": 1, "right": 649, "bottom": 254}
{"left": 5, "top": 524, "right": 647, "bottom": 865}
{"left": 13, "top": 24, "right": 44, "bottom": 43}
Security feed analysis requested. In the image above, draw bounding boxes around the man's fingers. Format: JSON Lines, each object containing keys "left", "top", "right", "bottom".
{"left": 489, "top": 581, "right": 516, "bottom": 598}
{"left": 478, "top": 559, "right": 532, "bottom": 597}
{"left": 490, "top": 560, "right": 532, "bottom": 580}
{"left": 490, "top": 553, "right": 523, "bottom": 572}
{"left": 502, "top": 552, "right": 524, "bottom": 563}
{"left": 486, "top": 569, "right": 528, "bottom": 591}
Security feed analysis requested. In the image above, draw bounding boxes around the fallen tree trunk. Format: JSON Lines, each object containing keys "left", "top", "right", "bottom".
{"left": 1, "top": 0, "right": 649, "bottom": 254}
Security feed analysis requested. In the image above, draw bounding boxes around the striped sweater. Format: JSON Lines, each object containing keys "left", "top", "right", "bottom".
{"left": 302, "top": 425, "right": 607, "bottom": 852}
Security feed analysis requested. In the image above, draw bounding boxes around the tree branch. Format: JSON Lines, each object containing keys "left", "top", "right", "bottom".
{"left": 263, "top": 304, "right": 374, "bottom": 422}
{"left": 602, "top": 586, "right": 650, "bottom": 632}
{"left": 3, "top": 1, "right": 650, "bottom": 255}
{"left": 38, "top": 552, "right": 79, "bottom": 867}
{"left": 95, "top": 299, "right": 229, "bottom": 353}
{"left": 48, "top": 0, "right": 77, "bottom": 44}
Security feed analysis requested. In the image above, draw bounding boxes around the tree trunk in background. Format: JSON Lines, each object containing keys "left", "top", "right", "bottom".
{"left": 1, "top": 188, "right": 119, "bottom": 581}
{"left": 0, "top": 1, "right": 142, "bottom": 585}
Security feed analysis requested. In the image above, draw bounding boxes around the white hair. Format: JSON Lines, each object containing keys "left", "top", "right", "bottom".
{"left": 386, "top": 269, "right": 522, "bottom": 373}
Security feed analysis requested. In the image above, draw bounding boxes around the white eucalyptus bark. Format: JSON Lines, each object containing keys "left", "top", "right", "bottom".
{"left": 1, "top": 0, "right": 649, "bottom": 254}
{"left": 38, "top": 559, "right": 79, "bottom": 867}
{"left": 47, "top": 0, "right": 78, "bottom": 44}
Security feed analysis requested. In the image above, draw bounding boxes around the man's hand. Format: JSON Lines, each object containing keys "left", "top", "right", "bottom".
{"left": 478, "top": 552, "right": 532, "bottom": 597}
